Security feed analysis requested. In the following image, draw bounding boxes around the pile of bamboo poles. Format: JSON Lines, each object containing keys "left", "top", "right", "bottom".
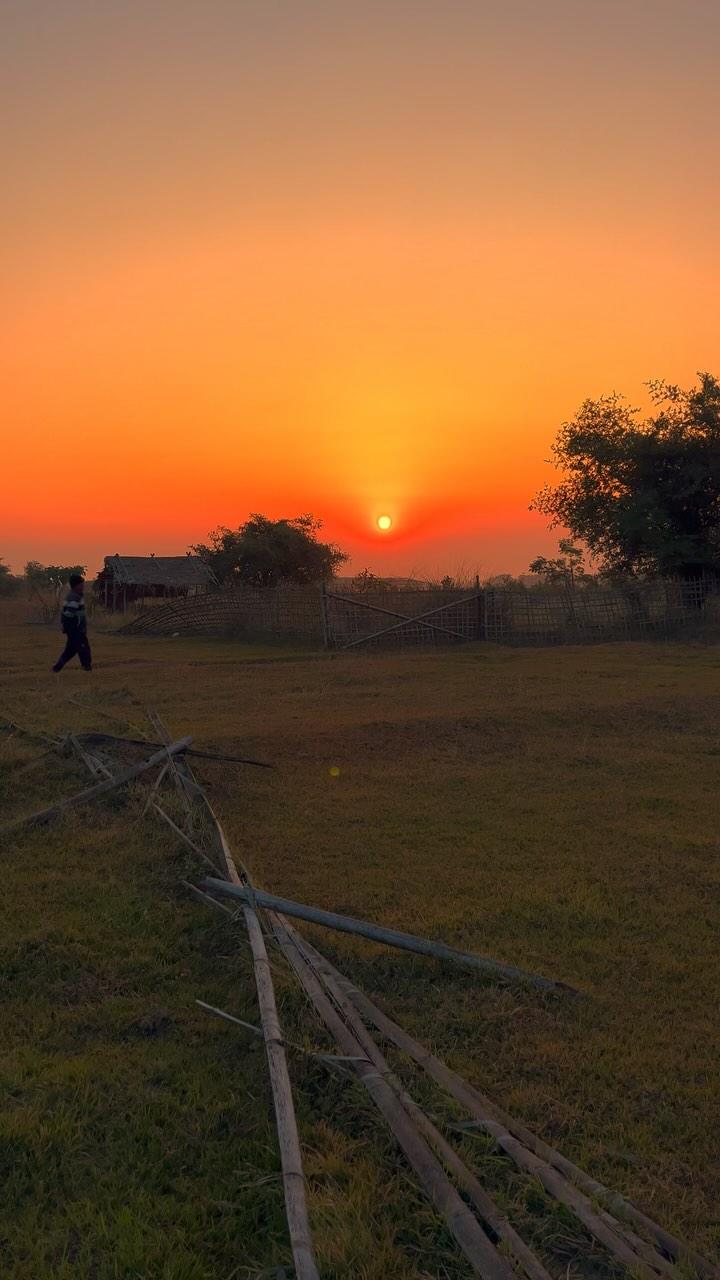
{"left": 4, "top": 709, "right": 717, "bottom": 1280}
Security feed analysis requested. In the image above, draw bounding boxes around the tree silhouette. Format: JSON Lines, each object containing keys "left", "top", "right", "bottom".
{"left": 193, "top": 514, "right": 348, "bottom": 587}
{"left": 532, "top": 373, "right": 720, "bottom": 578}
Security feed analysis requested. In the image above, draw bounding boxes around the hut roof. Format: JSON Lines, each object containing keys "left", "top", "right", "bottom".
{"left": 104, "top": 554, "right": 213, "bottom": 588}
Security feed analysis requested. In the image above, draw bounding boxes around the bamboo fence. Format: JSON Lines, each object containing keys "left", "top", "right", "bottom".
{"left": 116, "top": 576, "right": 720, "bottom": 648}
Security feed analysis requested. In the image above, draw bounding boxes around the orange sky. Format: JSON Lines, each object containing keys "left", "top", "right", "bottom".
{"left": 2, "top": 1, "right": 719, "bottom": 577}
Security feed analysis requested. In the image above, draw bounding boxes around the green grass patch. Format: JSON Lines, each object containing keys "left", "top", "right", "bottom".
{"left": 1, "top": 623, "right": 719, "bottom": 1275}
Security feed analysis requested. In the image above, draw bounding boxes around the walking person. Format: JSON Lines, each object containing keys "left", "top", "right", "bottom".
{"left": 53, "top": 573, "right": 92, "bottom": 672}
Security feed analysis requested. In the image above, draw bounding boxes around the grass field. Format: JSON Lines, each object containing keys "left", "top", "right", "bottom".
{"left": 2, "top": 620, "right": 719, "bottom": 1279}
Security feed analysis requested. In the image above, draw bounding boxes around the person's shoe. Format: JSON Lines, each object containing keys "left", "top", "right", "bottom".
{"left": 52, "top": 664, "right": 62, "bottom": 673}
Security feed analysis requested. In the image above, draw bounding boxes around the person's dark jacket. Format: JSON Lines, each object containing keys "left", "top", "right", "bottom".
{"left": 60, "top": 589, "right": 87, "bottom": 635}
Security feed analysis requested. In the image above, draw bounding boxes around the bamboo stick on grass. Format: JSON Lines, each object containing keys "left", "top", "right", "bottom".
{"left": 187, "top": 792, "right": 319, "bottom": 1280}
{"left": 68, "top": 733, "right": 113, "bottom": 780}
{"left": 78, "top": 730, "right": 273, "bottom": 768}
{"left": 201, "top": 878, "right": 575, "bottom": 993}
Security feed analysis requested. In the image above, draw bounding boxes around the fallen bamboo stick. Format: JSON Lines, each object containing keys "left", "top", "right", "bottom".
{"left": 196, "top": 999, "right": 367, "bottom": 1067}
{"left": 77, "top": 731, "right": 273, "bottom": 768}
{"left": 200, "top": 879, "right": 575, "bottom": 993}
{"left": 190, "top": 798, "right": 319, "bottom": 1280}
{"left": 182, "top": 879, "right": 235, "bottom": 916}
{"left": 288, "top": 925, "right": 552, "bottom": 1280}
{"left": 1, "top": 736, "right": 192, "bottom": 838}
{"left": 268, "top": 912, "right": 522, "bottom": 1280}
{"left": 143, "top": 761, "right": 171, "bottom": 814}
{"left": 197, "top": 999, "right": 268, "bottom": 1039}
{"left": 153, "top": 805, "right": 222, "bottom": 872}
{"left": 225, "top": 916, "right": 319, "bottom": 1278}
{"left": 320, "top": 954, "right": 712, "bottom": 1280}
{"left": 68, "top": 733, "right": 113, "bottom": 780}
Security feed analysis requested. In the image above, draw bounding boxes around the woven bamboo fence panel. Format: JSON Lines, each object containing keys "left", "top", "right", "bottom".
{"left": 119, "top": 584, "right": 326, "bottom": 642}
{"left": 483, "top": 578, "right": 716, "bottom": 645}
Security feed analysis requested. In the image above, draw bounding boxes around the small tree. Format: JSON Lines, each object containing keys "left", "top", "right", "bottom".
{"left": 484, "top": 574, "right": 527, "bottom": 591}
{"left": 529, "top": 539, "right": 591, "bottom": 587}
{"left": 193, "top": 514, "right": 348, "bottom": 587}
{"left": 531, "top": 373, "right": 720, "bottom": 579}
{"left": 0, "top": 558, "right": 20, "bottom": 597}
{"left": 351, "top": 568, "right": 391, "bottom": 593}
{"left": 24, "top": 561, "right": 86, "bottom": 592}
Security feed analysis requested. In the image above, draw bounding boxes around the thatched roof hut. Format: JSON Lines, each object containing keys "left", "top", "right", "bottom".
{"left": 99, "top": 554, "right": 214, "bottom": 610}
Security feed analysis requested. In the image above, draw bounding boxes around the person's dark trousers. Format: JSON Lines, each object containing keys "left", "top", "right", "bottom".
{"left": 53, "top": 631, "right": 92, "bottom": 672}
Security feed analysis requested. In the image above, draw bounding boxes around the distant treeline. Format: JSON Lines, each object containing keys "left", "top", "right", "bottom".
{"left": 0, "top": 560, "right": 87, "bottom": 598}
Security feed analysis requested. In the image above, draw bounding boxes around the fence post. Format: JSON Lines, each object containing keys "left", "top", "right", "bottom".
{"left": 320, "top": 581, "right": 330, "bottom": 649}
{"left": 474, "top": 575, "right": 482, "bottom": 639}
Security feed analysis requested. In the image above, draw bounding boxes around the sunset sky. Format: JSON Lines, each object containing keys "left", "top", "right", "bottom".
{"left": 3, "top": 0, "right": 719, "bottom": 577}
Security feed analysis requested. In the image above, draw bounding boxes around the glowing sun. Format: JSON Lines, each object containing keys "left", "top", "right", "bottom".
{"left": 377, "top": 514, "right": 393, "bottom": 531}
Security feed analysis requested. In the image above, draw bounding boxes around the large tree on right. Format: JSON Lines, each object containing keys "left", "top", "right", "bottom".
{"left": 531, "top": 373, "right": 720, "bottom": 579}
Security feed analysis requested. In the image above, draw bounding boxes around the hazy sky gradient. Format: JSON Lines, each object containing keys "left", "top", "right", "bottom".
{"left": 3, "top": 0, "right": 719, "bottom": 575}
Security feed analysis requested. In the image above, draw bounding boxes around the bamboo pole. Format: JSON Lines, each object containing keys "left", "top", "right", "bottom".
{"left": 200, "top": 879, "right": 575, "bottom": 993}
{"left": 292, "top": 930, "right": 552, "bottom": 1280}
{"left": 228, "top": 912, "right": 320, "bottom": 1278}
{"left": 142, "top": 761, "right": 171, "bottom": 813}
{"left": 196, "top": 999, "right": 367, "bottom": 1067}
{"left": 323, "top": 958, "right": 709, "bottom": 1280}
{"left": 1, "top": 737, "right": 193, "bottom": 837}
{"left": 181, "top": 879, "right": 235, "bottom": 916}
{"left": 77, "top": 731, "right": 273, "bottom": 768}
{"left": 197, "top": 999, "right": 267, "bottom": 1039}
{"left": 319, "top": 581, "right": 330, "bottom": 649}
{"left": 190, "top": 799, "right": 319, "bottom": 1280}
{"left": 268, "top": 913, "right": 522, "bottom": 1280}
{"left": 68, "top": 733, "right": 114, "bottom": 780}
{"left": 152, "top": 804, "right": 221, "bottom": 872}
{"left": 65, "top": 735, "right": 113, "bottom": 784}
